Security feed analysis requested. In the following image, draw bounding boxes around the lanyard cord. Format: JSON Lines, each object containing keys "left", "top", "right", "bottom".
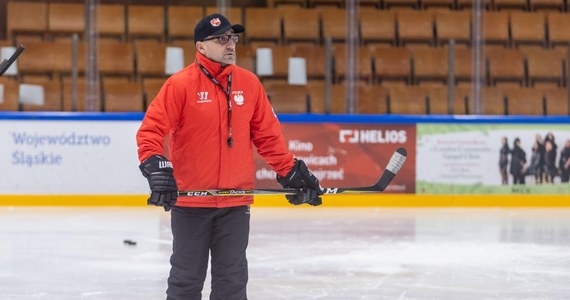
{"left": 197, "top": 61, "right": 233, "bottom": 148}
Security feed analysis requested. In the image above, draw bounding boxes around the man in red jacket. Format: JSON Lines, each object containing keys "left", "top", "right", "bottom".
{"left": 137, "top": 14, "right": 323, "bottom": 300}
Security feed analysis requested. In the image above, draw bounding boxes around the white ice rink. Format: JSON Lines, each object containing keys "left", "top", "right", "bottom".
{"left": 1, "top": 206, "right": 569, "bottom": 300}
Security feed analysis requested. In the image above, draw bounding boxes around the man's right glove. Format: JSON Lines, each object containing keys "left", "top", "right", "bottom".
{"left": 139, "top": 155, "right": 178, "bottom": 211}
{"left": 276, "top": 159, "right": 323, "bottom": 206}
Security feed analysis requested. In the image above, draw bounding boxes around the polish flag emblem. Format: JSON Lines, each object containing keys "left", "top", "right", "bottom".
{"left": 210, "top": 18, "right": 221, "bottom": 27}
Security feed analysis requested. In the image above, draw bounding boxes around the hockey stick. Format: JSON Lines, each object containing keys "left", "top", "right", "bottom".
{"left": 177, "top": 147, "right": 407, "bottom": 197}
{"left": 0, "top": 44, "right": 24, "bottom": 77}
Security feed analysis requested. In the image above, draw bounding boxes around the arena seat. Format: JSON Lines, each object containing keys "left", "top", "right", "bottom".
{"left": 102, "top": 78, "right": 143, "bottom": 112}
{"left": 483, "top": 11, "right": 510, "bottom": 47}
{"left": 547, "top": 12, "right": 570, "bottom": 48}
{"left": 435, "top": 11, "right": 471, "bottom": 46}
{"left": 373, "top": 47, "right": 412, "bottom": 85}
{"left": 98, "top": 40, "right": 135, "bottom": 79}
{"left": 6, "top": 1, "right": 48, "bottom": 41}
{"left": 320, "top": 9, "right": 346, "bottom": 43}
{"left": 396, "top": 10, "right": 435, "bottom": 46}
{"left": 134, "top": 40, "right": 167, "bottom": 79}
{"left": 543, "top": 88, "right": 569, "bottom": 115}
{"left": 485, "top": 47, "right": 525, "bottom": 86}
{"left": 62, "top": 77, "right": 102, "bottom": 112}
{"left": 235, "top": 44, "right": 255, "bottom": 73}
{"left": 97, "top": 4, "right": 126, "bottom": 41}
{"left": 167, "top": 6, "right": 203, "bottom": 42}
{"left": 17, "top": 41, "right": 56, "bottom": 78}
{"left": 0, "top": 79, "right": 20, "bottom": 111}
{"left": 48, "top": 3, "right": 85, "bottom": 40}
{"left": 358, "top": 85, "right": 388, "bottom": 114}
{"left": 282, "top": 8, "right": 320, "bottom": 44}
{"left": 265, "top": 83, "right": 309, "bottom": 113}
{"left": 411, "top": 47, "right": 448, "bottom": 85}
{"left": 50, "top": 40, "right": 86, "bottom": 76}
{"left": 425, "top": 85, "right": 449, "bottom": 115}
{"left": 307, "top": 82, "right": 345, "bottom": 113}
{"left": 127, "top": 5, "right": 165, "bottom": 42}
{"left": 244, "top": 8, "right": 281, "bottom": 44}
{"left": 360, "top": 9, "right": 396, "bottom": 46}
{"left": 505, "top": 87, "right": 545, "bottom": 116}
{"left": 388, "top": 86, "right": 428, "bottom": 114}
{"left": 510, "top": 11, "right": 546, "bottom": 48}
{"left": 482, "top": 87, "right": 507, "bottom": 115}
{"left": 453, "top": 47, "right": 473, "bottom": 85}
{"left": 332, "top": 45, "right": 373, "bottom": 83}
{"left": 142, "top": 77, "right": 166, "bottom": 109}
{"left": 523, "top": 48, "right": 565, "bottom": 87}
{"left": 453, "top": 85, "right": 471, "bottom": 115}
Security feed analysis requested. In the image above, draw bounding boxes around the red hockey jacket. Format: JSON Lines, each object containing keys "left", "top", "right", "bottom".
{"left": 137, "top": 52, "right": 294, "bottom": 208}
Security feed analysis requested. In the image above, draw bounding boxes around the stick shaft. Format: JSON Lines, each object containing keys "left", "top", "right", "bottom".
{"left": 177, "top": 148, "right": 407, "bottom": 197}
{"left": 0, "top": 45, "right": 24, "bottom": 77}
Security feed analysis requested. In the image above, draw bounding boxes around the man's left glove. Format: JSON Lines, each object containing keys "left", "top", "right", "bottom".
{"left": 139, "top": 155, "right": 178, "bottom": 211}
{"left": 277, "top": 159, "right": 323, "bottom": 206}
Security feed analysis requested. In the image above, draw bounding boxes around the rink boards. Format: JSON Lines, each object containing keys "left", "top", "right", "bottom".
{"left": 1, "top": 112, "right": 570, "bottom": 207}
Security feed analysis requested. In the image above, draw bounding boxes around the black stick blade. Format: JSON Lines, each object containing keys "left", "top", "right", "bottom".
{"left": 375, "top": 147, "right": 407, "bottom": 191}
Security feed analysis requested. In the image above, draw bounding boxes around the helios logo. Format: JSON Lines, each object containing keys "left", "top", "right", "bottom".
{"left": 339, "top": 129, "right": 407, "bottom": 144}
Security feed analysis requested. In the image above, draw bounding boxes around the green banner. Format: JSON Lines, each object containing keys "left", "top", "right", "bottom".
{"left": 417, "top": 124, "right": 570, "bottom": 195}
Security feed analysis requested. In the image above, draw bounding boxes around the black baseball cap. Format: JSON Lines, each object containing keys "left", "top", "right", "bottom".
{"left": 194, "top": 13, "right": 245, "bottom": 44}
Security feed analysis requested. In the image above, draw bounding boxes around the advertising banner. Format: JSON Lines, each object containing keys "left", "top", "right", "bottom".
{"left": 417, "top": 124, "right": 570, "bottom": 194}
{"left": 254, "top": 123, "right": 416, "bottom": 193}
{"left": 0, "top": 120, "right": 146, "bottom": 194}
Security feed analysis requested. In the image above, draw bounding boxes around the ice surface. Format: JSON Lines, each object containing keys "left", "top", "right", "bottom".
{"left": 1, "top": 206, "right": 569, "bottom": 299}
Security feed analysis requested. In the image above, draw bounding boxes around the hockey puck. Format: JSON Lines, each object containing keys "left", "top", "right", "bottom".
{"left": 123, "top": 239, "right": 137, "bottom": 246}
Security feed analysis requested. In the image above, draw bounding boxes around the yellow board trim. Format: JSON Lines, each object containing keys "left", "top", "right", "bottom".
{"left": 1, "top": 194, "right": 570, "bottom": 207}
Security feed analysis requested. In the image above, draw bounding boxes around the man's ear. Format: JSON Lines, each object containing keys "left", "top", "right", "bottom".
{"left": 196, "top": 41, "right": 206, "bottom": 54}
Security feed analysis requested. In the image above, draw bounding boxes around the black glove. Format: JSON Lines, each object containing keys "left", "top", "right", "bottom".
{"left": 276, "top": 159, "right": 323, "bottom": 206}
{"left": 139, "top": 155, "right": 178, "bottom": 211}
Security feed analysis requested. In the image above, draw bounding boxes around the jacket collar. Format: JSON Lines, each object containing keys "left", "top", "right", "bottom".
{"left": 195, "top": 51, "right": 233, "bottom": 79}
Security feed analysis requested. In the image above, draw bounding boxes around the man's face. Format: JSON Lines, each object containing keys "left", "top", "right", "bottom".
{"left": 197, "top": 29, "right": 238, "bottom": 65}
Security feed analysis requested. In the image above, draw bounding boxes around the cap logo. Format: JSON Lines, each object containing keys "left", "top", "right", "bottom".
{"left": 210, "top": 18, "right": 221, "bottom": 27}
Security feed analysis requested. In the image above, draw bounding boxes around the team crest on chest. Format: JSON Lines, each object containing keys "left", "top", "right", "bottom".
{"left": 232, "top": 91, "right": 245, "bottom": 106}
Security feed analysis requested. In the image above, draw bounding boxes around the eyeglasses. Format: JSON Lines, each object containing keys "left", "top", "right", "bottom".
{"left": 203, "top": 34, "right": 239, "bottom": 45}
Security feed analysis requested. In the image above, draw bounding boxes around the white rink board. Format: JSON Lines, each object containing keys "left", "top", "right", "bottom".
{"left": 0, "top": 120, "right": 147, "bottom": 194}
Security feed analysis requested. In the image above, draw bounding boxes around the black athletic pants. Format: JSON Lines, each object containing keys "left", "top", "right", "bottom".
{"left": 166, "top": 205, "right": 250, "bottom": 300}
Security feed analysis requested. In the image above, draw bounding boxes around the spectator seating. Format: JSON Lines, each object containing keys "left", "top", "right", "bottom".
{"left": 2, "top": 1, "right": 570, "bottom": 116}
